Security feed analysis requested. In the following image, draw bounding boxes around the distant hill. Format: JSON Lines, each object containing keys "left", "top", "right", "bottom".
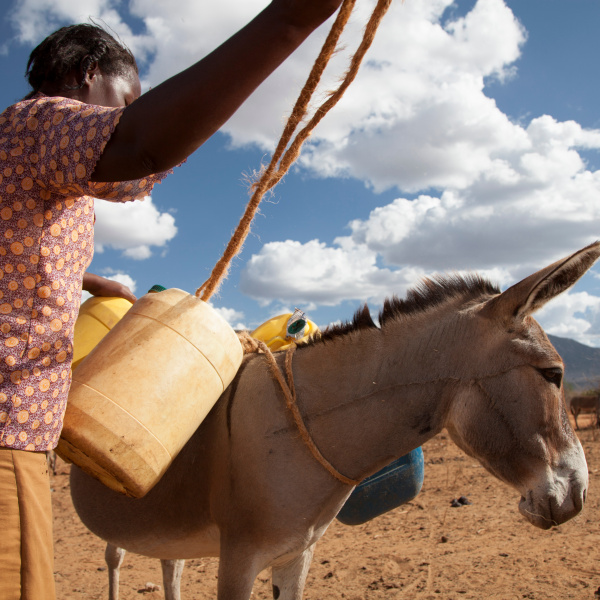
{"left": 548, "top": 335, "right": 600, "bottom": 392}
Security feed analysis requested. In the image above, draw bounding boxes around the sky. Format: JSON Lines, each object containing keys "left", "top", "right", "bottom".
{"left": 1, "top": 0, "right": 600, "bottom": 347}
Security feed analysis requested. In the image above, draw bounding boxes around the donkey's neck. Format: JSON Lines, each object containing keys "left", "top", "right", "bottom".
{"left": 290, "top": 310, "right": 469, "bottom": 482}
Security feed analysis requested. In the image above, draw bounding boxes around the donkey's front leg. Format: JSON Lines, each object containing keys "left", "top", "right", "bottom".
{"left": 271, "top": 545, "right": 315, "bottom": 600}
{"left": 161, "top": 558, "right": 185, "bottom": 600}
{"left": 217, "top": 542, "right": 260, "bottom": 600}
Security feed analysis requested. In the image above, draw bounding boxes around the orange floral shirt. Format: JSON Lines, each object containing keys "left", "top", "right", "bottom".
{"left": 0, "top": 95, "right": 167, "bottom": 451}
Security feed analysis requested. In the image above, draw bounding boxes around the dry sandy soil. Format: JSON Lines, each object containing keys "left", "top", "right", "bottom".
{"left": 51, "top": 413, "right": 600, "bottom": 600}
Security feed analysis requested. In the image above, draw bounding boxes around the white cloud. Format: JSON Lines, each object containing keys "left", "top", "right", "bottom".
{"left": 209, "top": 304, "right": 246, "bottom": 331}
{"left": 93, "top": 196, "right": 177, "bottom": 259}
{"left": 240, "top": 238, "right": 426, "bottom": 306}
{"left": 99, "top": 269, "right": 137, "bottom": 293}
{"left": 121, "top": 245, "right": 152, "bottom": 260}
{"left": 343, "top": 132, "right": 600, "bottom": 273}
{"left": 535, "top": 291, "right": 600, "bottom": 348}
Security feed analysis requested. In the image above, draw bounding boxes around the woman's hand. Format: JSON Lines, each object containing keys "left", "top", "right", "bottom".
{"left": 82, "top": 272, "right": 137, "bottom": 303}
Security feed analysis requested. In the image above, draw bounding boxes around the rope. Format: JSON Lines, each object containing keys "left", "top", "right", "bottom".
{"left": 196, "top": 0, "right": 393, "bottom": 300}
{"left": 237, "top": 331, "right": 359, "bottom": 486}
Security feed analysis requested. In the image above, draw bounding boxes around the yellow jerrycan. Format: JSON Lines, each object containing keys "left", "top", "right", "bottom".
{"left": 71, "top": 295, "right": 134, "bottom": 370}
{"left": 56, "top": 287, "right": 243, "bottom": 498}
{"left": 251, "top": 308, "right": 319, "bottom": 351}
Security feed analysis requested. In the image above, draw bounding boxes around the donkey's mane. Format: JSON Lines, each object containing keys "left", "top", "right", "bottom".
{"left": 309, "top": 274, "right": 500, "bottom": 346}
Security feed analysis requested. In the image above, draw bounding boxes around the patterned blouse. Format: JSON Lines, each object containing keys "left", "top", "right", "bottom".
{"left": 0, "top": 94, "right": 167, "bottom": 451}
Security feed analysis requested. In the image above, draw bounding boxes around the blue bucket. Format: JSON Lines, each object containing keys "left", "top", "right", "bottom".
{"left": 336, "top": 447, "right": 424, "bottom": 526}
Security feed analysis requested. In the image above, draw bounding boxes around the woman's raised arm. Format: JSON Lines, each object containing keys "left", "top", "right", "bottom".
{"left": 91, "top": 0, "right": 344, "bottom": 182}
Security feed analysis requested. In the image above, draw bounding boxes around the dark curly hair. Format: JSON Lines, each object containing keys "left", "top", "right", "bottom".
{"left": 24, "top": 24, "right": 138, "bottom": 99}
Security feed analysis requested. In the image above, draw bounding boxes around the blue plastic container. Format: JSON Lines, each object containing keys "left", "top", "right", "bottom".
{"left": 336, "top": 447, "right": 424, "bottom": 526}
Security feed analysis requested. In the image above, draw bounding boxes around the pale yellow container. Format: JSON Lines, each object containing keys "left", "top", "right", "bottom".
{"left": 71, "top": 296, "right": 133, "bottom": 370}
{"left": 56, "top": 288, "right": 243, "bottom": 498}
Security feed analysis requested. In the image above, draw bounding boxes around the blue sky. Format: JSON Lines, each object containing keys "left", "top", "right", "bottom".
{"left": 2, "top": 0, "right": 600, "bottom": 346}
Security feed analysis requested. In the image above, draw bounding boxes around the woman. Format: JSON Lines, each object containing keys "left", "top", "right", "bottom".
{"left": 0, "top": 2, "right": 343, "bottom": 597}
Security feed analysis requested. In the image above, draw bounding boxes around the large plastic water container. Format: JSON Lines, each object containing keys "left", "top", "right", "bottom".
{"left": 336, "top": 447, "right": 424, "bottom": 525}
{"left": 56, "top": 288, "right": 243, "bottom": 498}
{"left": 71, "top": 296, "right": 134, "bottom": 370}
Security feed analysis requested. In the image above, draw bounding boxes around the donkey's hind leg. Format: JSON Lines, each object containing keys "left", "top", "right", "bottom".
{"left": 161, "top": 558, "right": 185, "bottom": 600}
{"left": 105, "top": 543, "right": 126, "bottom": 600}
{"left": 271, "top": 545, "right": 315, "bottom": 600}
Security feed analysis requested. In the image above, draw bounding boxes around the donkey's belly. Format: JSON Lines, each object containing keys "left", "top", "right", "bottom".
{"left": 70, "top": 465, "right": 219, "bottom": 559}
{"left": 122, "top": 525, "right": 221, "bottom": 560}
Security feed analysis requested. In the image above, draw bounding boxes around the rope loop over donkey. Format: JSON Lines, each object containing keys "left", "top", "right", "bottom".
{"left": 196, "top": 0, "right": 393, "bottom": 300}
{"left": 237, "top": 332, "right": 359, "bottom": 486}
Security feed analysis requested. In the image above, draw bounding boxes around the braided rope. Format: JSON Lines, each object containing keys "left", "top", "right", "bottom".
{"left": 196, "top": 0, "right": 393, "bottom": 300}
{"left": 237, "top": 332, "right": 359, "bottom": 486}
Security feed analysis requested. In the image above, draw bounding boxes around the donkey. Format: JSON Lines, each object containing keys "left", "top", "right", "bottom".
{"left": 570, "top": 394, "right": 600, "bottom": 429}
{"left": 69, "top": 242, "right": 599, "bottom": 600}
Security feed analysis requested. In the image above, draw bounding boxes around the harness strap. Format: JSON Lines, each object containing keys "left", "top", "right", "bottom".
{"left": 238, "top": 332, "right": 359, "bottom": 486}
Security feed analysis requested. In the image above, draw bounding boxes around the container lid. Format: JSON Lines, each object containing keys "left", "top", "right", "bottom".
{"left": 286, "top": 308, "right": 307, "bottom": 340}
{"left": 148, "top": 284, "right": 167, "bottom": 293}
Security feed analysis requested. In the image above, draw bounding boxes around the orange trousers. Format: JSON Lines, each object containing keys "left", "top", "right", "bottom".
{"left": 0, "top": 448, "right": 55, "bottom": 600}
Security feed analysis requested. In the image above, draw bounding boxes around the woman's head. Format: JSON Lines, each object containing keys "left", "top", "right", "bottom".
{"left": 25, "top": 24, "right": 139, "bottom": 99}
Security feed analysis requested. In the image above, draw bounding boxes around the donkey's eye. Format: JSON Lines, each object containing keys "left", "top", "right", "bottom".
{"left": 537, "top": 367, "right": 563, "bottom": 388}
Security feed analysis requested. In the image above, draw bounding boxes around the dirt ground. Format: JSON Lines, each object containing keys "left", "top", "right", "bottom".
{"left": 51, "top": 413, "right": 600, "bottom": 600}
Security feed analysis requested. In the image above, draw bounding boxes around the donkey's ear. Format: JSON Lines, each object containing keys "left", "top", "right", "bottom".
{"left": 482, "top": 241, "right": 600, "bottom": 320}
